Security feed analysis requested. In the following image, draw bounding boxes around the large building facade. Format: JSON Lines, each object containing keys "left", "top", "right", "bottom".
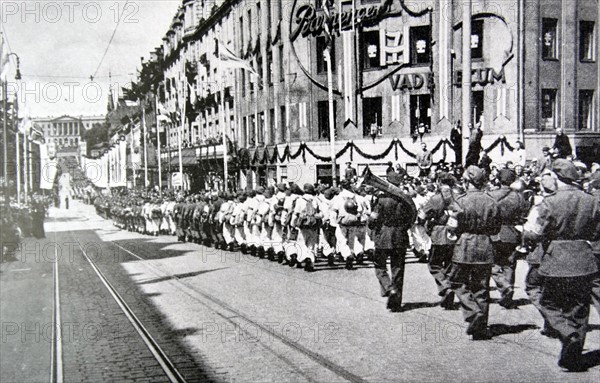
{"left": 34, "top": 114, "right": 106, "bottom": 150}
{"left": 153, "top": 0, "right": 600, "bottom": 188}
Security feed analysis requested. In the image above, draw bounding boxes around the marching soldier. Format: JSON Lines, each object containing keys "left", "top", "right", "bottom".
{"left": 448, "top": 165, "right": 501, "bottom": 340}
{"left": 418, "top": 173, "right": 458, "bottom": 309}
{"left": 523, "top": 159, "right": 600, "bottom": 371}
{"left": 489, "top": 169, "right": 529, "bottom": 308}
{"left": 290, "top": 184, "right": 321, "bottom": 272}
{"left": 368, "top": 173, "right": 414, "bottom": 312}
{"left": 272, "top": 184, "right": 288, "bottom": 263}
{"left": 333, "top": 180, "right": 363, "bottom": 270}
{"left": 317, "top": 187, "right": 338, "bottom": 266}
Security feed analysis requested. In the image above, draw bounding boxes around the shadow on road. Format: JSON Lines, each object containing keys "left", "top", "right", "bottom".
{"left": 138, "top": 268, "right": 229, "bottom": 285}
{"left": 488, "top": 323, "right": 539, "bottom": 337}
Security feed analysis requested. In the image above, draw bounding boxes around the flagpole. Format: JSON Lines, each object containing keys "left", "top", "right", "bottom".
{"left": 219, "top": 65, "right": 228, "bottom": 192}
{"left": 155, "top": 85, "right": 163, "bottom": 195}
{"left": 141, "top": 98, "right": 149, "bottom": 188}
{"left": 131, "top": 122, "right": 136, "bottom": 189}
{"left": 16, "top": 130, "right": 20, "bottom": 206}
{"left": 2, "top": 79, "right": 7, "bottom": 193}
{"left": 324, "top": 2, "right": 337, "bottom": 187}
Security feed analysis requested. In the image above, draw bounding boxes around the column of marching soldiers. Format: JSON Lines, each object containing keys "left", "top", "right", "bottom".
{"left": 94, "top": 160, "right": 600, "bottom": 372}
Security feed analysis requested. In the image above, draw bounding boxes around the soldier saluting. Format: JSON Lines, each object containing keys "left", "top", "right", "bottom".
{"left": 523, "top": 159, "right": 600, "bottom": 372}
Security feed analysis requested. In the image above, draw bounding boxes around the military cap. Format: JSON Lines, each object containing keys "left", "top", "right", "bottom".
{"left": 464, "top": 165, "right": 486, "bottom": 187}
{"left": 290, "top": 184, "right": 303, "bottom": 195}
{"left": 263, "top": 189, "right": 273, "bottom": 198}
{"left": 256, "top": 187, "right": 265, "bottom": 195}
{"left": 498, "top": 168, "right": 517, "bottom": 186}
{"left": 323, "top": 188, "right": 335, "bottom": 200}
{"left": 303, "top": 183, "right": 316, "bottom": 195}
{"left": 277, "top": 183, "right": 287, "bottom": 192}
{"left": 552, "top": 159, "right": 580, "bottom": 183}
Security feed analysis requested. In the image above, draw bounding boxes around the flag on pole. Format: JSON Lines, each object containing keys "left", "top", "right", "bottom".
{"left": 188, "top": 80, "right": 197, "bottom": 105}
{"left": 157, "top": 102, "right": 171, "bottom": 124}
{"left": 0, "top": 33, "right": 11, "bottom": 82}
{"left": 214, "top": 38, "right": 259, "bottom": 76}
{"left": 18, "top": 115, "right": 32, "bottom": 134}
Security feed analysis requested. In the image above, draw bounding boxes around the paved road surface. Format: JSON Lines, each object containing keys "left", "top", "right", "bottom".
{"left": 1, "top": 201, "right": 599, "bottom": 382}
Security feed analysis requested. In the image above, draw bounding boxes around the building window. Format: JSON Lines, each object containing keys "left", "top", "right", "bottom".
{"left": 580, "top": 21, "right": 596, "bottom": 62}
{"left": 362, "top": 97, "right": 382, "bottom": 137}
{"left": 410, "top": 25, "right": 431, "bottom": 65}
{"left": 241, "top": 70, "right": 246, "bottom": 97}
{"left": 473, "top": 90, "right": 484, "bottom": 124}
{"left": 239, "top": 16, "right": 244, "bottom": 47}
{"left": 361, "top": 30, "right": 381, "bottom": 69}
{"left": 579, "top": 90, "right": 595, "bottom": 131}
{"left": 317, "top": 100, "right": 336, "bottom": 139}
{"left": 541, "top": 89, "right": 559, "bottom": 130}
{"left": 316, "top": 36, "right": 334, "bottom": 74}
{"left": 257, "top": 54, "right": 264, "bottom": 90}
{"left": 269, "top": 108, "right": 275, "bottom": 144}
{"left": 471, "top": 20, "right": 483, "bottom": 60}
{"left": 279, "top": 45, "right": 285, "bottom": 82}
{"left": 316, "top": 164, "right": 340, "bottom": 187}
{"left": 280, "top": 165, "right": 287, "bottom": 183}
{"left": 410, "top": 95, "right": 431, "bottom": 136}
{"left": 542, "top": 18, "right": 559, "bottom": 60}
{"left": 248, "top": 115, "right": 256, "bottom": 146}
{"left": 280, "top": 105, "right": 286, "bottom": 142}
{"left": 267, "top": 49, "right": 273, "bottom": 85}
{"left": 257, "top": 112, "right": 265, "bottom": 145}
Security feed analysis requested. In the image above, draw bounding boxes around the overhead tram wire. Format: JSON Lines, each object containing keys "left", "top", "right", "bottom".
{"left": 90, "top": 0, "right": 129, "bottom": 81}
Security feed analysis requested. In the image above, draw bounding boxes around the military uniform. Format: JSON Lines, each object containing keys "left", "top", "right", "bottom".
{"left": 524, "top": 160, "right": 600, "bottom": 371}
{"left": 368, "top": 182, "right": 414, "bottom": 312}
{"left": 419, "top": 183, "right": 458, "bottom": 308}
{"left": 489, "top": 170, "right": 529, "bottom": 308}
{"left": 449, "top": 166, "right": 501, "bottom": 339}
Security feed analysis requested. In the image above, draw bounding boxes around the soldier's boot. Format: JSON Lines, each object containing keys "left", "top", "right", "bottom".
{"left": 249, "top": 245, "right": 257, "bottom": 257}
{"left": 365, "top": 249, "right": 375, "bottom": 262}
{"left": 240, "top": 243, "right": 247, "bottom": 254}
{"left": 327, "top": 254, "right": 335, "bottom": 267}
{"left": 277, "top": 251, "right": 285, "bottom": 264}
{"left": 345, "top": 255, "right": 355, "bottom": 270}
{"left": 267, "top": 248, "right": 275, "bottom": 261}
{"left": 257, "top": 246, "right": 265, "bottom": 258}
{"left": 288, "top": 254, "right": 298, "bottom": 268}
{"left": 228, "top": 242, "right": 236, "bottom": 252}
{"left": 304, "top": 259, "right": 315, "bottom": 272}
{"left": 356, "top": 252, "right": 365, "bottom": 265}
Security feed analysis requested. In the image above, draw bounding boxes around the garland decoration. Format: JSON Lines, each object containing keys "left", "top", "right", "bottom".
{"left": 237, "top": 135, "right": 516, "bottom": 167}
{"left": 484, "top": 136, "right": 515, "bottom": 156}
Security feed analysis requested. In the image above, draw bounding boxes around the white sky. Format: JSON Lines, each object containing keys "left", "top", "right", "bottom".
{"left": 1, "top": 0, "right": 181, "bottom": 118}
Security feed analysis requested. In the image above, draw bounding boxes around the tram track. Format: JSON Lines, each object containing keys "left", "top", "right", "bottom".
{"left": 69, "top": 235, "right": 188, "bottom": 383}
{"left": 110, "top": 241, "right": 367, "bottom": 383}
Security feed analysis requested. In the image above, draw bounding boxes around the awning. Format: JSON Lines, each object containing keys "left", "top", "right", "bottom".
{"left": 169, "top": 155, "right": 197, "bottom": 167}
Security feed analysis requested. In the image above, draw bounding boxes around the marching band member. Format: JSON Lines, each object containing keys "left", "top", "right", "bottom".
{"left": 418, "top": 173, "right": 459, "bottom": 309}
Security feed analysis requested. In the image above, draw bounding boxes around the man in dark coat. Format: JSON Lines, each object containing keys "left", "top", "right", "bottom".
{"left": 523, "top": 159, "right": 600, "bottom": 371}
{"left": 449, "top": 165, "right": 501, "bottom": 339}
{"left": 368, "top": 173, "right": 415, "bottom": 312}
{"left": 465, "top": 123, "right": 483, "bottom": 167}
{"left": 345, "top": 162, "right": 358, "bottom": 182}
{"left": 551, "top": 128, "right": 572, "bottom": 159}
{"left": 418, "top": 173, "right": 458, "bottom": 309}
{"left": 489, "top": 169, "right": 529, "bottom": 308}
{"left": 450, "top": 122, "right": 462, "bottom": 164}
